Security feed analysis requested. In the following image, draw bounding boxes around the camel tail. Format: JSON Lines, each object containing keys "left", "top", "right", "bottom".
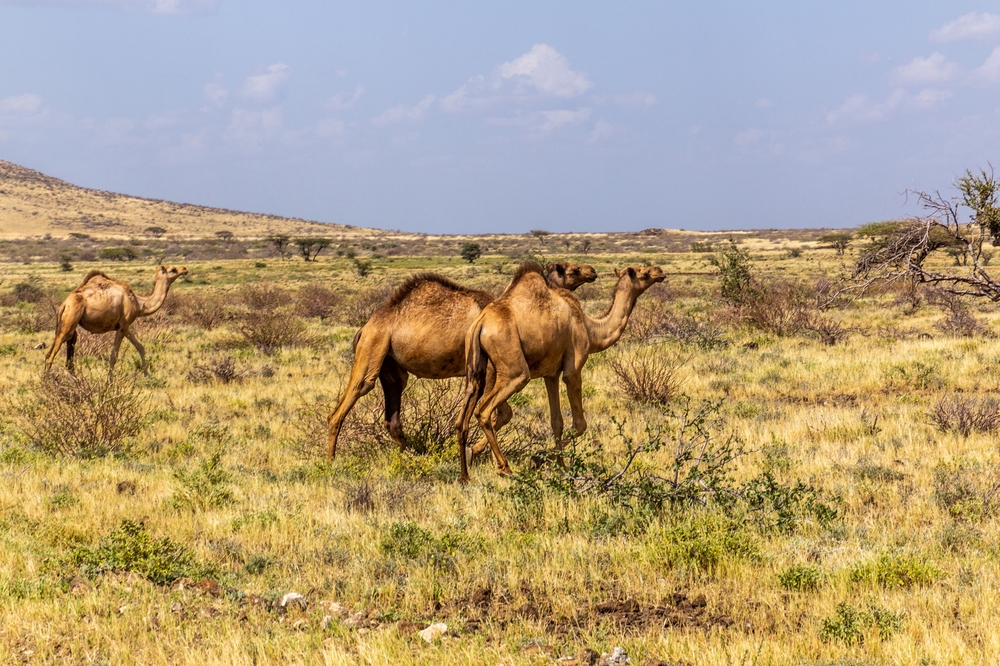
{"left": 351, "top": 327, "right": 363, "bottom": 352}
{"left": 464, "top": 318, "right": 488, "bottom": 387}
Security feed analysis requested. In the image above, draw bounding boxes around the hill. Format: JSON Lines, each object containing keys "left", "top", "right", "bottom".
{"left": 0, "top": 159, "right": 367, "bottom": 240}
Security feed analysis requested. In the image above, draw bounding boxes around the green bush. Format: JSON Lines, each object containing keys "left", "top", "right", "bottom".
{"left": 67, "top": 519, "right": 209, "bottom": 585}
{"left": 651, "top": 513, "right": 759, "bottom": 572}
{"left": 849, "top": 552, "right": 940, "bottom": 589}
{"left": 778, "top": 564, "right": 823, "bottom": 592}
{"left": 819, "top": 601, "right": 904, "bottom": 645}
{"left": 171, "top": 450, "right": 234, "bottom": 511}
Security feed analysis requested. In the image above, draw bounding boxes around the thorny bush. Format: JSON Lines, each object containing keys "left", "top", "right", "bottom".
{"left": 608, "top": 346, "right": 685, "bottom": 406}
{"left": 506, "top": 398, "right": 837, "bottom": 533}
{"left": 18, "top": 369, "right": 151, "bottom": 458}
{"left": 930, "top": 394, "right": 1000, "bottom": 437}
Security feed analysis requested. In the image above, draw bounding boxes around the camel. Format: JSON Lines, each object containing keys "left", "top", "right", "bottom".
{"left": 455, "top": 262, "right": 665, "bottom": 483}
{"left": 44, "top": 265, "right": 188, "bottom": 377}
{"left": 326, "top": 262, "right": 598, "bottom": 459}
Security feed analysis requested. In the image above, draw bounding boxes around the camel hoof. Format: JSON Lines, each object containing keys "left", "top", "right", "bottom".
{"left": 496, "top": 466, "right": 513, "bottom": 477}
{"left": 459, "top": 475, "right": 470, "bottom": 486}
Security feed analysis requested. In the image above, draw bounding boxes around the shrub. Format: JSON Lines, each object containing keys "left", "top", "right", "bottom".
{"left": 18, "top": 369, "right": 150, "bottom": 458}
{"left": 608, "top": 347, "right": 684, "bottom": 406}
{"left": 849, "top": 552, "right": 940, "bottom": 589}
{"left": 932, "top": 459, "right": 999, "bottom": 521}
{"left": 187, "top": 356, "right": 245, "bottom": 384}
{"left": 340, "top": 285, "right": 392, "bottom": 327}
{"left": 652, "top": 513, "right": 759, "bottom": 572}
{"left": 690, "top": 241, "right": 714, "bottom": 253}
{"left": 172, "top": 291, "right": 228, "bottom": 330}
{"left": 171, "top": 450, "right": 234, "bottom": 511}
{"left": 67, "top": 519, "right": 209, "bottom": 585}
{"left": 12, "top": 281, "right": 44, "bottom": 303}
{"left": 296, "top": 282, "right": 340, "bottom": 319}
{"left": 379, "top": 521, "right": 483, "bottom": 568}
{"left": 236, "top": 285, "right": 306, "bottom": 353}
{"left": 709, "top": 239, "right": 754, "bottom": 305}
{"left": 930, "top": 394, "right": 1000, "bottom": 437}
{"left": 778, "top": 564, "right": 823, "bottom": 592}
{"left": 929, "top": 289, "right": 987, "bottom": 337}
{"left": 819, "top": 602, "right": 904, "bottom": 645}
{"left": 353, "top": 258, "right": 374, "bottom": 277}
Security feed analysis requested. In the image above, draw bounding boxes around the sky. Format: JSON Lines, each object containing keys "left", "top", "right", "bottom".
{"left": 2, "top": 2, "right": 1000, "bottom": 234}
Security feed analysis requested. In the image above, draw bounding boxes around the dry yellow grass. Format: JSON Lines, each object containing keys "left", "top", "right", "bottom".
{"left": 0, "top": 245, "right": 996, "bottom": 665}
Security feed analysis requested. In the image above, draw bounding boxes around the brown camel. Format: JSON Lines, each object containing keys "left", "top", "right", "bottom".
{"left": 44, "top": 265, "right": 188, "bottom": 376}
{"left": 326, "top": 262, "right": 598, "bottom": 459}
{"left": 456, "top": 262, "right": 665, "bottom": 483}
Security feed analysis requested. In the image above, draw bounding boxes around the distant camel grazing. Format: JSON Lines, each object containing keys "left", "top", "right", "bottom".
{"left": 456, "top": 263, "right": 665, "bottom": 483}
{"left": 326, "top": 262, "right": 598, "bottom": 459}
{"left": 45, "top": 265, "right": 188, "bottom": 376}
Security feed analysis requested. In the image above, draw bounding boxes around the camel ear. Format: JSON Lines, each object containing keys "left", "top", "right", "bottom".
{"left": 160, "top": 265, "right": 166, "bottom": 271}
{"left": 614, "top": 268, "right": 623, "bottom": 277}
{"left": 627, "top": 267, "right": 637, "bottom": 278}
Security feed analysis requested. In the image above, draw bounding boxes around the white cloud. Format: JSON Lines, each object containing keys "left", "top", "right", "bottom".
{"left": 976, "top": 47, "right": 1000, "bottom": 83}
{"left": 498, "top": 44, "right": 592, "bottom": 97}
{"left": 826, "top": 87, "right": 950, "bottom": 124}
{"left": 315, "top": 118, "right": 345, "bottom": 138}
{"left": 324, "top": 85, "right": 365, "bottom": 111}
{"left": 240, "top": 63, "right": 290, "bottom": 103}
{"left": 441, "top": 44, "right": 591, "bottom": 113}
{"left": 890, "top": 53, "right": 960, "bottom": 86}
{"left": 371, "top": 94, "right": 435, "bottom": 126}
{"left": 223, "top": 108, "right": 283, "bottom": 148}
{"left": 0, "top": 0, "right": 217, "bottom": 15}
{"left": 488, "top": 107, "right": 591, "bottom": 138}
{"left": 203, "top": 75, "right": 228, "bottom": 107}
{"left": 0, "top": 93, "right": 43, "bottom": 115}
{"left": 588, "top": 120, "right": 618, "bottom": 142}
{"left": 930, "top": 12, "right": 1000, "bottom": 43}
{"left": 594, "top": 92, "right": 656, "bottom": 107}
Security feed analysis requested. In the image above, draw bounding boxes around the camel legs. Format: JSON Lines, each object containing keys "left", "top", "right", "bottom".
{"left": 327, "top": 329, "right": 390, "bottom": 459}
{"left": 379, "top": 357, "right": 410, "bottom": 451}
{"left": 65, "top": 331, "right": 77, "bottom": 374}
{"left": 468, "top": 364, "right": 513, "bottom": 459}
{"left": 44, "top": 304, "right": 80, "bottom": 374}
{"left": 471, "top": 358, "right": 530, "bottom": 481}
{"left": 107, "top": 329, "right": 126, "bottom": 378}
{"left": 124, "top": 328, "right": 148, "bottom": 376}
{"left": 563, "top": 369, "right": 588, "bottom": 439}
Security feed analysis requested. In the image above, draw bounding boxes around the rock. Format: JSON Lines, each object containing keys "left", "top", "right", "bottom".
{"left": 280, "top": 592, "right": 307, "bottom": 612}
{"left": 471, "top": 586, "right": 492, "bottom": 608}
{"left": 690, "top": 593, "right": 707, "bottom": 608}
{"left": 171, "top": 577, "right": 195, "bottom": 592}
{"left": 396, "top": 620, "right": 426, "bottom": 634}
{"left": 116, "top": 480, "right": 136, "bottom": 495}
{"left": 515, "top": 602, "right": 539, "bottom": 620}
{"left": 318, "top": 600, "right": 350, "bottom": 618}
{"left": 291, "top": 619, "right": 308, "bottom": 631}
{"left": 33, "top": 343, "right": 46, "bottom": 350}
{"left": 320, "top": 615, "right": 334, "bottom": 630}
{"left": 343, "top": 611, "right": 364, "bottom": 629}
{"left": 194, "top": 579, "right": 223, "bottom": 597}
{"left": 576, "top": 648, "right": 600, "bottom": 666}
{"left": 418, "top": 622, "right": 448, "bottom": 643}
{"left": 171, "top": 601, "right": 184, "bottom": 613}
{"left": 601, "top": 647, "right": 631, "bottom": 666}
{"left": 68, "top": 576, "right": 89, "bottom": 596}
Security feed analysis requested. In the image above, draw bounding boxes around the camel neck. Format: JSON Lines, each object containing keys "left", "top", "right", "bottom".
{"left": 583, "top": 278, "right": 638, "bottom": 353}
{"left": 138, "top": 273, "right": 170, "bottom": 316}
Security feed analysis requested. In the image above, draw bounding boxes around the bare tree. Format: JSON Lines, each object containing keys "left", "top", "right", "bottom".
{"left": 843, "top": 168, "right": 1000, "bottom": 303}
{"left": 268, "top": 234, "right": 291, "bottom": 259}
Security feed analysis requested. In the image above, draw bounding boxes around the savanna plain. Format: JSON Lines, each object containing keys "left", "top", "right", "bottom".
{"left": 0, "top": 235, "right": 997, "bottom": 666}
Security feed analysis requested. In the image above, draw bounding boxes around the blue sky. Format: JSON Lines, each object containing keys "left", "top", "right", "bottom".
{"left": 1, "top": 2, "right": 999, "bottom": 234}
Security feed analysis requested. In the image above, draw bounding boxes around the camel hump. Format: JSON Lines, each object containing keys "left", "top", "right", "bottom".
{"left": 79, "top": 269, "right": 109, "bottom": 287}
{"left": 502, "top": 261, "right": 545, "bottom": 295}
{"left": 385, "top": 272, "right": 477, "bottom": 308}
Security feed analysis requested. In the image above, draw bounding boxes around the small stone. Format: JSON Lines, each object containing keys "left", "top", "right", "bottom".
{"left": 471, "top": 586, "right": 492, "bottom": 608}
{"left": 33, "top": 343, "right": 46, "bottom": 350}
{"left": 318, "top": 600, "right": 350, "bottom": 617}
{"left": 291, "top": 619, "right": 308, "bottom": 631}
{"left": 118, "top": 604, "right": 128, "bottom": 614}
{"left": 396, "top": 620, "right": 426, "bottom": 634}
{"left": 194, "top": 579, "right": 223, "bottom": 597}
{"left": 280, "top": 592, "right": 307, "bottom": 612}
{"left": 171, "top": 577, "right": 195, "bottom": 592}
{"left": 601, "top": 647, "right": 631, "bottom": 666}
{"left": 418, "top": 622, "right": 448, "bottom": 643}
{"left": 321, "top": 614, "right": 334, "bottom": 630}
{"left": 116, "top": 480, "right": 136, "bottom": 495}
{"left": 576, "top": 649, "right": 600, "bottom": 666}
{"left": 69, "top": 576, "right": 89, "bottom": 596}
{"left": 343, "top": 611, "right": 364, "bottom": 629}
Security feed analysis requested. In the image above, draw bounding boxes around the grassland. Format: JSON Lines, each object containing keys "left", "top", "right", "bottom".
{"left": 1, "top": 240, "right": 998, "bottom": 666}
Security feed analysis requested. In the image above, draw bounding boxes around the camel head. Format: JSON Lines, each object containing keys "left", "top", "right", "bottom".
{"left": 614, "top": 265, "right": 665, "bottom": 295}
{"left": 159, "top": 265, "right": 189, "bottom": 283}
{"left": 546, "top": 262, "right": 598, "bottom": 290}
